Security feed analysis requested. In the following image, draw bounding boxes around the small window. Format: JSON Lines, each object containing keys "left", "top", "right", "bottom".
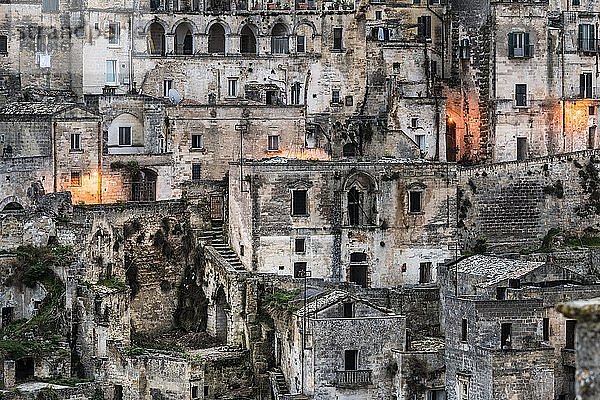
{"left": 415, "top": 134, "right": 426, "bottom": 151}
{"left": 331, "top": 89, "right": 341, "bottom": 104}
{"left": 589, "top": 126, "right": 597, "bottom": 149}
{"left": 227, "top": 78, "right": 238, "bottom": 97}
{"left": 515, "top": 84, "right": 527, "bottom": 107}
{"left": 333, "top": 28, "right": 343, "bottom": 50}
{"left": 71, "top": 171, "right": 81, "bottom": 187}
{"left": 268, "top": 135, "right": 280, "bottom": 151}
{"left": 417, "top": 15, "right": 432, "bottom": 40}
{"left": 191, "top": 386, "right": 199, "bottom": 399}
{"left": 508, "top": 32, "right": 532, "bottom": 58}
{"left": 589, "top": 105, "right": 596, "bottom": 115}
{"left": 294, "top": 238, "right": 306, "bottom": 253}
{"left": 42, "top": 0, "right": 58, "bottom": 11}
{"left": 508, "top": 279, "right": 520, "bottom": 289}
{"left": 106, "top": 60, "right": 117, "bottom": 84}
{"left": 191, "top": 134, "right": 203, "bottom": 149}
{"left": 344, "top": 349, "right": 358, "bottom": 370}
{"left": 565, "top": 320, "right": 576, "bottom": 350}
{"left": 393, "top": 62, "right": 400, "bottom": 73}
{"left": 543, "top": 318, "right": 550, "bottom": 341}
{"left": 501, "top": 323, "right": 512, "bottom": 349}
{"left": 375, "top": 10, "right": 382, "bottom": 20}
{"left": 409, "top": 191, "right": 422, "bottom": 213}
{"left": 240, "top": 245, "right": 244, "bottom": 256}
{"left": 118, "top": 127, "right": 132, "bottom": 146}
{"left": 204, "top": 386, "right": 209, "bottom": 396}
{"left": 580, "top": 72, "right": 593, "bottom": 99}
{"left": 461, "top": 318, "right": 468, "bottom": 342}
{"left": 163, "top": 79, "right": 173, "bottom": 97}
{"left": 516, "top": 137, "right": 528, "bottom": 161}
{"left": 294, "top": 262, "right": 307, "bottom": 278}
{"left": 70, "top": 133, "right": 81, "bottom": 150}
{"left": 419, "top": 262, "right": 432, "bottom": 283}
{"left": 292, "top": 189, "right": 308, "bottom": 216}
{"left": 459, "top": 38, "right": 470, "bottom": 59}
{"left": 343, "top": 302, "right": 354, "bottom": 318}
{"left": 296, "top": 35, "right": 305, "bottom": 53}
{"left": 457, "top": 376, "right": 469, "bottom": 400}
{"left": 411, "top": 117, "right": 419, "bottom": 128}
{"left": 291, "top": 82, "right": 302, "bottom": 105}
{"left": 108, "top": 23, "right": 120, "bottom": 45}
{"left": 192, "top": 163, "right": 202, "bottom": 181}
{"left": 579, "top": 23, "right": 596, "bottom": 52}
{"left": 573, "top": 0, "right": 580, "bottom": 5}
{"left": 0, "top": 36, "right": 7, "bottom": 54}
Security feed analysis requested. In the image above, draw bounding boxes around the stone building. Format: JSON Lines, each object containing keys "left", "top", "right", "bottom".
{"left": 441, "top": 254, "right": 600, "bottom": 400}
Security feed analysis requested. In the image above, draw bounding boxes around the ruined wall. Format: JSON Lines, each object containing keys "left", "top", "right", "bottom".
{"left": 458, "top": 150, "right": 600, "bottom": 252}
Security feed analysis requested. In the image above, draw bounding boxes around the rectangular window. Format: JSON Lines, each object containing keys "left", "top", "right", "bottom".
{"left": 589, "top": 126, "right": 597, "bottom": 149}
{"left": 565, "top": 320, "right": 576, "bottom": 350}
{"left": 291, "top": 83, "right": 301, "bottom": 105}
{"left": 191, "top": 386, "right": 199, "bottom": 399}
{"left": 271, "top": 36, "right": 289, "bottom": 54}
{"left": 427, "top": 390, "right": 446, "bottom": 400}
{"left": 292, "top": 189, "right": 308, "bottom": 215}
{"left": 515, "top": 84, "right": 527, "bottom": 107}
{"left": 114, "top": 385, "right": 123, "bottom": 400}
{"left": 42, "top": 0, "right": 58, "bottom": 11}
{"left": 501, "top": 323, "right": 512, "bottom": 349}
{"left": 293, "top": 262, "right": 307, "bottom": 278}
{"left": 508, "top": 32, "right": 532, "bottom": 58}
{"left": 227, "top": 78, "right": 238, "bottom": 97}
{"left": 106, "top": 60, "right": 117, "bottom": 84}
{"left": 118, "top": 127, "right": 132, "bottom": 146}
{"left": 461, "top": 319, "right": 468, "bottom": 342}
{"left": 70, "top": 133, "right": 81, "bottom": 150}
{"left": 579, "top": 23, "right": 596, "bottom": 52}
{"left": 411, "top": 117, "right": 419, "bottom": 128}
{"left": 573, "top": 0, "right": 580, "bottom": 5}
{"left": 457, "top": 377, "right": 469, "bottom": 400}
{"left": 108, "top": 23, "right": 120, "bottom": 45}
{"left": 344, "top": 349, "right": 358, "bottom": 370}
{"left": 268, "top": 135, "right": 280, "bottom": 151}
{"left": 417, "top": 15, "right": 432, "bottom": 40}
{"left": 419, "top": 262, "right": 432, "bottom": 283}
{"left": 375, "top": 10, "right": 382, "bottom": 20}
{"left": 343, "top": 302, "right": 354, "bottom": 318}
{"left": 296, "top": 35, "right": 305, "bottom": 53}
{"left": 71, "top": 171, "right": 81, "bottom": 187}
{"left": 580, "top": 72, "right": 593, "bottom": 98}
{"left": 163, "top": 79, "right": 173, "bottom": 97}
{"left": 543, "top": 318, "right": 550, "bottom": 341}
{"left": 516, "top": 137, "right": 528, "bottom": 161}
{"left": 415, "top": 134, "right": 426, "bottom": 151}
{"left": 333, "top": 28, "right": 343, "bottom": 50}
{"left": 204, "top": 386, "right": 209, "bottom": 396}
{"left": 294, "top": 238, "right": 306, "bottom": 253}
{"left": 191, "top": 134, "right": 203, "bottom": 149}
{"left": 192, "top": 163, "right": 202, "bottom": 181}
{"left": 331, "top": 89, "right": 341, "bottom": 104}
{"left": 409, "top": 191, "right": 422, "bottom": 213}
{"left": 0, "top": 36, "right": 7, "bottom": 54}
{"left": 345, "top": 95, "right": 353, "bottom": 106}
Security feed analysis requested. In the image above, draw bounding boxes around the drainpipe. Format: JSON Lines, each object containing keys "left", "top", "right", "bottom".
{"left": 561, "top": 16, "right": 566, "bottom": 153}
{"left": 129, "top": 14, "right": 134, "bottom": 93}
{"left": 97, "top": 121, "right": 103, "bottom": 203}
{"left": 427, "top": 2, "right": 445, "bottom": 79}
{"left": 52, "top": 120, "right": 57, "bottom": 193}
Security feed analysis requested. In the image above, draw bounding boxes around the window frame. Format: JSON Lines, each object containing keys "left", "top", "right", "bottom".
{"left": 191, "top": 163, "right": 202, "bottom": 181}
{"left": 515, "top": 83, "right": 528, "bottom": 107}
{"left": 344, "top": 349, "right": 358, "bottom": 370}
{"left": 408, "top": 190, "right": 423, "bottom": 214}
{"left": 296, "top": 35, "right": 306, "bottom": 53}
{"left": 0, "top": 35, "right": 7, "bottom": 55}
{"left": 191, "top": 134, "right": 204, "bottom": 149}
{"left": 579, "top": 23, "right": 596, "bottom": 52}
{"left": 42, "top": 0, "right": 59, "bottom": 12}
{"left": 331, "top": 89, "right": 341, "bottom": 105}
{"left": 108, "top": 22, "right": 121, "bottom": 46}
{"left": 580, "top": 72, "right": 593, "bottom": 99}
{"left": 118, "top": 126, "right": 132, "bottom": 146}
{"left": 333, "top": 27, "right": 343, "bottom": 50}
{"left": 267, "top": 134, "right": 280, "bottom": 151}
{"left": 163, "top": 79, "right": 173, "bottom": 98}
{"left": 294, "top": 238, "right": 306, "bottom": 253}
{"left": 227, "top": 77, "right": 238, "bottom": 98}
{"left": 106, "top": 60, "right": 118, "bottom": 85}
{"left": 419, "top": 261, "right": 432, "bottom": 284}
{"left": 508, "top": 32, "right": 533, "bottom": 58}
{"left": 70, "top": 132, "right": 81, "bottom": 151}
{"left": 291, "top": 189, "right": 308, "bottom": 216}
{"left": 70, "top": 171, "right": 81, "bottom": 187}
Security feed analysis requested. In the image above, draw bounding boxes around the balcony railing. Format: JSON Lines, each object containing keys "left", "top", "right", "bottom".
{"left": 578, "top": 39, "right": 600, "bottom": 53}
{"left": 335, "top": 370, "right": 372, "bottom": 388}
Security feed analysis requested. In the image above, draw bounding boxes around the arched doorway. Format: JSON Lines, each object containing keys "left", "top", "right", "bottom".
{"left": 446, "top": 116, "right": 457, "bottom": 162}
{"left": 148, "top": 22, "right": 165, "bottom": 55}
{"left": 208, "top": 24, "right": 226, "bottom": 54}
{"left": 130, "top": 169, "right": 157, "bottom": 202}
{"left": 175, "top": 22, "right": 194, "bottom": 55}
{"left": 214, "top": 287, "right": 229, "bottom": 343}
{"left": 240, "top": 25, "right": 257, "bottom": 55}
{"left": 271, "top": 23, "right": 289, "bottom": 54}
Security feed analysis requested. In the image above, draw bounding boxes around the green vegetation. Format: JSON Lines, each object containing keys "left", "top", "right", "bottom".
{"left": 124, "top": 345, "right": 145, "bottom": 357}
{"left": 110, "top": 160, "right": 140, "bottom": 175}
{"left": 96, "top": 277, "right": 127, "bottom": 290}
{"left": 539, "top": 228, "right": 561, "bottom": 253}
{"left": 265, "top": 289, "right": 300, "bottom": 312}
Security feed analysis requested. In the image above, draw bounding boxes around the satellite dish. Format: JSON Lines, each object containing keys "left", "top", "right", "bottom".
{"left": 168, "top": 88, "right": 182, "bottom": 105}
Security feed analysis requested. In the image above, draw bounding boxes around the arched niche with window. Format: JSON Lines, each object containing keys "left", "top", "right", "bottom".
{"left": 344, "top": 172, "right": 378, "bottom": 226}
{"left": 271, "top": 23, "right": 289, "bottom": 54}
{"left": 208, "top": 23, "right": 226, "bottom": 54}
{"left": 174, "top": 21, "right": 194, "bottom": 55}
{"left": 294, "top": 22, "right": 316, "bottom": 54}
{"left": 147, "top": 22, "right": 166, "bottom": 55}
{"left": 107, "top": 113, "right": 144, "bottom": 154}
{"left": 240, "top": 24, "right": 257, "bottom": 55}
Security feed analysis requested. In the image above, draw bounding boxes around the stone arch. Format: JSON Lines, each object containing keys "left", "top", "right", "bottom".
{"left": 173, "top": 20, "right": 195, "bottom": 55}
{"left": 292, "top": 19, "right": 317, "bottom": 36}
{"left": 208, "top": 22, "right": 226, "bottom": 54}
{"left": 131, "top": 168, "right": 157, "bottom": 202}
{"left": 271, "top": 22, "right": 290, "bottom": 54}
{"left": 205, "top": 19, "right": 232, "bottom": 35}
{"left": 240, "top": 24, "right": 258, "bottom": 54}
{"left": 147, "top": 21, "right": 166, "bottom": 55}
{"left": 107, "top": 113, "right": 144, "bottom": 151}
{"left": 214, "top": 286, "right": 229, "bottom": 343}
{"left": 294, "top": 21, "right": 316, "bottom": 53}
{"left": 0, "top": 196, "right": 24, "bottom": 211}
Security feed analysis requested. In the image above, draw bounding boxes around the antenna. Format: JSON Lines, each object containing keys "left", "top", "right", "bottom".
{"left": 168, "top": 88, "right": 182, "bottom": 105}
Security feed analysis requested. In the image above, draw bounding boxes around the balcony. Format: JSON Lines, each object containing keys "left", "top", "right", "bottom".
{"left": 335, "top": 370, "right": 372, "bottom": 388}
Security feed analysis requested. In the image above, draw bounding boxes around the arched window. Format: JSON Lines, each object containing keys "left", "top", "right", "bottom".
{"left": 148, "top": 22, "right": 165, "bottom": 55}
{"left": 175, "top": 22, "right": 194, "bottom": 55}
{"left": 208, "top": 24, "right": 226, "bottom": 54}
{"left": 271, "top": 23, "right": 289, "bottom": 54}
{"left": 344, "top": 172, "right": 377, "bottom": 226}
{"left": 240, "top": 25, "right": 257, "bottom": 54}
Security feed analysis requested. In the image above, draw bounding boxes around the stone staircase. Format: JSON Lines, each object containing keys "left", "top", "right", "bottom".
{"left": 269, "top": 370, "right": 309, "bottom": 400}
{"left": 199, "top": 225, "right": 245, "bottom": 272}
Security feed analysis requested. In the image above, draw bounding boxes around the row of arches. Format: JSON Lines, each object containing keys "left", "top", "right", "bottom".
{"left": 147, "top": 20, "right": 315, "bottom": 55}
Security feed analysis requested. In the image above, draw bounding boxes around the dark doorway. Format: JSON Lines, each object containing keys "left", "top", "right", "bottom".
{"left": 1, "top": 306, "right": 14, "bottom": 328}
{"left": 349, "top": 253, "right": 368, "bottom": 288}
{"left": 344, "top": 350, "right": 357, "bottom": 370}
{"left": 114, "top": 384, "right": 123, "bottom": 400}
{"left": 516, "top": 137, "right": 528, "bottom": 161}
{"left": 130, "top": 169, "right": 157, "bottom": 202}
{"left": 240, "top": 25, "right": 257, "bottom": 54}
{"left": 215, "top": 288, "right": 229, "bottom": 343}
{"left": 501, "top": 323, "right": 512, "bottom": 349}
{"left": 210, "top": 195, "right": 224, "bottom": 222}
{"left": 208, "top": 24, "right": 225, "bottom": 54}
{"left": 148, "top": 22, "right": 165, "bottom": 55}
{"left": 347, "top": 187, "right": 361, "bottom": 226}
{"left": 15, "top": 358, "right": 34, "bottom": 382}
{"left": 565, "top": 320, "right": 576, "bottom": 350}
{"left": 446, "top": 116, "right": 457, "bottom": 162}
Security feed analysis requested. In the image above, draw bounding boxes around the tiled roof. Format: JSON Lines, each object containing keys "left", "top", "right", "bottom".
{"left": 295, "top": 289, "right": 393, "bottom": 317}
{"left": 456, "top": 254, "right": 545, "bottom": 287}
{"left": 0, "top": 102, "right": 73, "bottom": 115}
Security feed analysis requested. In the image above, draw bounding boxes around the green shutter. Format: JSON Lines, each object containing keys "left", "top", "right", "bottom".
{"left": 508, "top": 33, "right": 515, "bottom": 58}
{"left": 524, "top": 32, "right": 532, "bottom": 57}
